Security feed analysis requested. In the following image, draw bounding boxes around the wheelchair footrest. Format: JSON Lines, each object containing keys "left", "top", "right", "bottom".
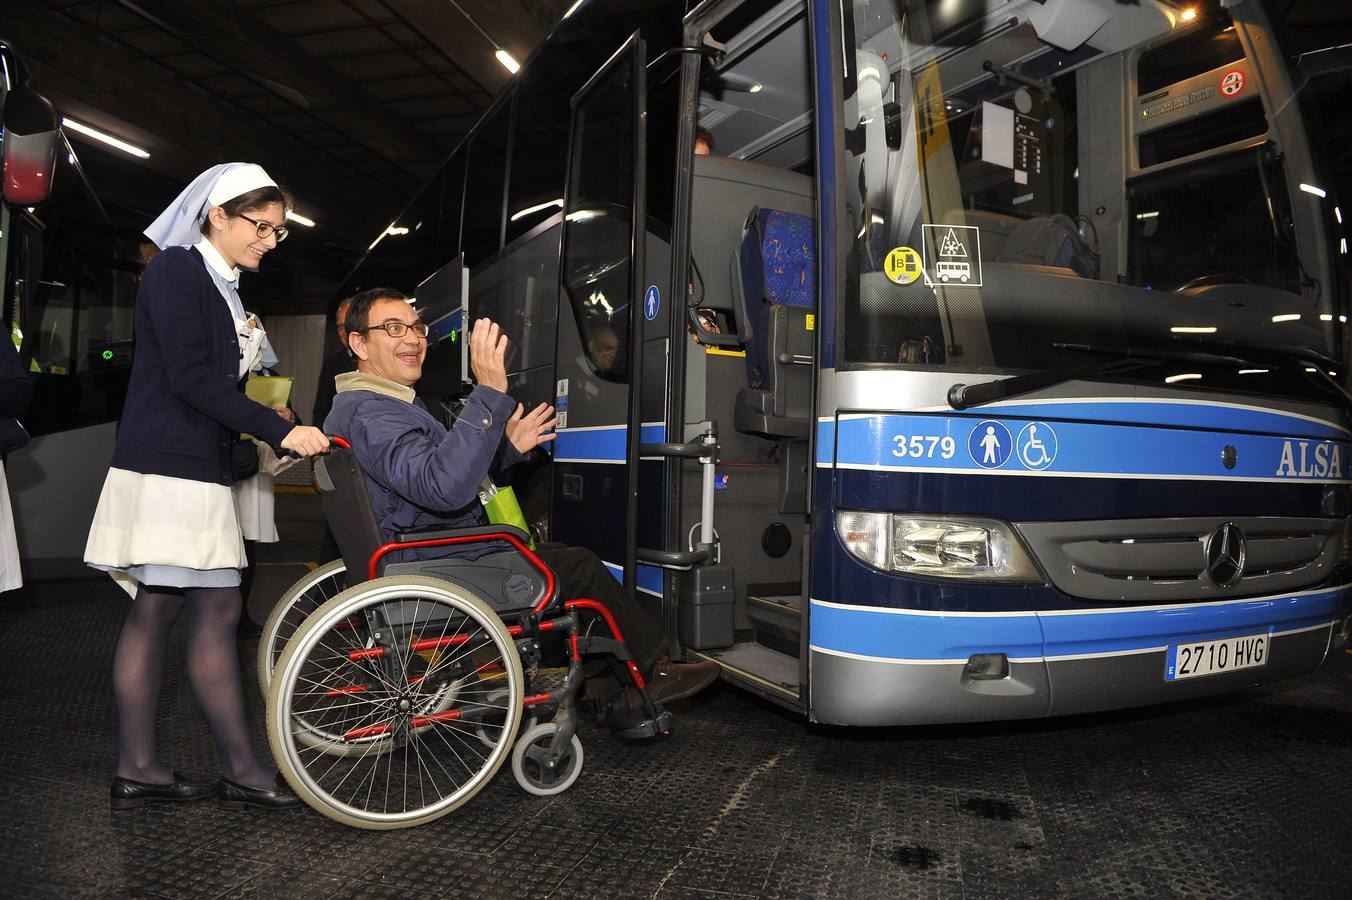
{"left": 613, "top": 708, "right": 674, "bottom": 741}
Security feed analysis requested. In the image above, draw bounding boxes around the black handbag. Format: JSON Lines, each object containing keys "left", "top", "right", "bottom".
{"left": 231, "top": 437, "right": 259, "bottom": 480}
{"left": 0, "top": 417, "right": 30, "bottom": 455}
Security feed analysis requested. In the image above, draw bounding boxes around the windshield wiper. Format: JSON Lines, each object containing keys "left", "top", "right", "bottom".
{"left": 947, "top": 342, "right": 1249, "bottom": 411}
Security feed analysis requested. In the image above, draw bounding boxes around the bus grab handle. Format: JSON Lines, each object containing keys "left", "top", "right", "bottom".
{"left": 636, "top": 547, "right": 710, "bottom": 568}
{"left": 639, "top": 441, "right": 713, "bottom": 460}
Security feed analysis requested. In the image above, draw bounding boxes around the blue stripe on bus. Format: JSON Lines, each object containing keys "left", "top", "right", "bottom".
{"left": 554, "top": 423, "right": 666, "bottom": 463}
{"left": 602, "top": 560, "right": 663, "bottom": 595}
{"left": 809, "top": 586, "right": 1347, "bottom": 662}
{"left": 826, "top": 413, "right": 1348, "bottom": 482}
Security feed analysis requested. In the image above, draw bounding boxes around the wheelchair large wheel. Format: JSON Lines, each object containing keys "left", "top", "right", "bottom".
{"left": 267, "top": 575, "right": 524, "bottom": 829}
{"left": 257, "top": 559, "right": 347, "bottom": 693}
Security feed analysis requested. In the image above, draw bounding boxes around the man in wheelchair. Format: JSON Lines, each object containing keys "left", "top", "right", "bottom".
{"left": 325, "top": 288, "right": 719, "bottom": 730}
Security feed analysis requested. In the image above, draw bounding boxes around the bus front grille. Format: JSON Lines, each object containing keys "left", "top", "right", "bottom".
{"left": 1015, "top": 517, "right": 1342, "bottom": 603}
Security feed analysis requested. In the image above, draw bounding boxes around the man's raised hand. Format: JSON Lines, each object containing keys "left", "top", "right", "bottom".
{"left": 469, "top": 317, "right": 509, "bottom": 393}
{"left": 505, "top": 402, "right": 557, "bottom": 455}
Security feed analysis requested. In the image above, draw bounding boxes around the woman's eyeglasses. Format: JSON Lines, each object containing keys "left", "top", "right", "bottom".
{"left": 236, "top": 213, "right": 290, "bottom": 242}
{"left": 357, "top": 320, "right": 430, "bottom": 339}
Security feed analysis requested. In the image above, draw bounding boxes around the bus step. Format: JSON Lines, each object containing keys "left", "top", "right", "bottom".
{"left": 746, "top": 593, "right": 802, "bottom": 657}
{"left": 694, "top": 640, "right": 801, "bottom": 710}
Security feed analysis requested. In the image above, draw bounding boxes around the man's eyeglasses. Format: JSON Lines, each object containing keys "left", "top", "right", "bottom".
{"left": 357, "top": 319, "right": 430, "bottom": 339}
{"left": 236, "top": 213, "right": 290, "bottom": 243}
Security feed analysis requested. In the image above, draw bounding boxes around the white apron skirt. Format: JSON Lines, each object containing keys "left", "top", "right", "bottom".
{"left": 0, "top": 461, "right": 22, "bottom": 593}
{"left": 232, "top": 441, "right": 280, "bottom": 544}
{"left": 84, "top": 467, "right": 246, "bottom": 597}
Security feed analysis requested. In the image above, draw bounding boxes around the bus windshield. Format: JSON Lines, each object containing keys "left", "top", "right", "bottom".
{"left": 840, "top": 0, "right": 1346, "bottom": 398}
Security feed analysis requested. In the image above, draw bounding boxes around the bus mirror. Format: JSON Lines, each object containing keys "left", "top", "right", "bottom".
{"left": 883, "top": 101, "right": 903, "bottom": 151}
{"left": 2, "top": 80, "right": 60, "bottom": 206}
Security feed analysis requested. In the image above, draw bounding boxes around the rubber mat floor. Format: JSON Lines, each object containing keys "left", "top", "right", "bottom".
{"left": 3, "top": 575, "right": 1350, "bottom": 899}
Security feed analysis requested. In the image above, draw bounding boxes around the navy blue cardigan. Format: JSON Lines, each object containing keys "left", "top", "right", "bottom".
{"left": 110, "top": 246, "right": 293, "bottom": 484}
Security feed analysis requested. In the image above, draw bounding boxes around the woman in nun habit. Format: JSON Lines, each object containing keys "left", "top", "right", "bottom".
{"left": 85, "top": 163, "right": 329, "bottom": 811}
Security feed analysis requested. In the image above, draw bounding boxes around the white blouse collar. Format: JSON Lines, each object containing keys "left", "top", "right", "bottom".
{"left": 194, "top": 238, "right": 240, "bottom": 285}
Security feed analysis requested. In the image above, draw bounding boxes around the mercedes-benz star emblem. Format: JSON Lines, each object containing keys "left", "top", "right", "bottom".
{"left": 1204, "top": 523, "right": 1246, "bottom": 587}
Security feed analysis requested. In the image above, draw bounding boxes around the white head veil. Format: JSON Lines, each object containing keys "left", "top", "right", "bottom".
{"left": 143, "top": 162, "right": 279, "bottom": 250}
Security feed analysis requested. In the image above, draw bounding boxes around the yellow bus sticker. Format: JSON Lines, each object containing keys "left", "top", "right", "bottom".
{"left": 884, "top": 246, "right": 923, "bottom": 285}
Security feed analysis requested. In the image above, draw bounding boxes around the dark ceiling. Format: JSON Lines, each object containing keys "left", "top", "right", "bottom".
{"left": 5, "top": 0, "right": 578, "bottom": 312}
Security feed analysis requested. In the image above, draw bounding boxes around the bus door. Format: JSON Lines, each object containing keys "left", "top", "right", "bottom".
{"left": 550, "top": 35, "right": 664, "bottom": 617}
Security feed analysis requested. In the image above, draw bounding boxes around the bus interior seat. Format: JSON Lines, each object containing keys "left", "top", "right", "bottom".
{"left": 732, "top": 207, "right": 815, "bottom": 516}
{"left": 688, "top": 156, "right": 816, "bottom": 514}
{"left": 732, "top": 206, "right": 814, "bottom": 439}
{"left": 994, "top": 213, "right": 1101, "bottom": 277}
{"left": 943, "top": 208, "right": 1024, "bottom": 259}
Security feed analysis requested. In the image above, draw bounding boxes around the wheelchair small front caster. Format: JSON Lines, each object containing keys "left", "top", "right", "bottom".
{"left": 511, "top": 722, "right": 583, "bottom": 797}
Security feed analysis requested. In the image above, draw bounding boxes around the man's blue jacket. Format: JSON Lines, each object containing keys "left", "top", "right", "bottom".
{"left": 324, "top": 372, "right": 524, "bottom": 562}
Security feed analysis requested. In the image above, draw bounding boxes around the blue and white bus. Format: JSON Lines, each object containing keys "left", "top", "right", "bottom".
{"left": 333, "top": 0, "right": 1351, "bottom": 726}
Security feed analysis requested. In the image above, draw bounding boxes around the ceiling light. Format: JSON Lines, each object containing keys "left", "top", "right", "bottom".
{"left": 1165, "top": 373, "right": 1202, "bottom": 383}
{"left": 1238, "top": 369, "right": 1269, "bottom": 375}
{"left": 385, "top": 225, "right": 410, "bottom": 236}
{"left": 62, "top": 117, "right": 149, "bottom": 159}
{"left": 1135, "top": 210, "right": 1160, "bottom": 219}
{"left": 495, "top": 49, "right": 520, "bottom": 74}
{"left": 1170, "top": 326, "right": 1216, "bottom": 334}
{"left": 285, "top": 210, "right": 315, "bottom": 228}
{"left": 1299, "top": 183, "right": 1327, "bottom": 198}
{"left": 1180, "top": 8, "right": 1198, "bottom": 22}
{"left": 1336, "top": 207, "right": 1343, "bottom": 224}
{"left": 749, "top": 83, "right": 763, "bottom": 93}
{"left": 511, "top": 199, "right": 563, "bottom": 222}
{"left": 1321, "top": 314, "right": 1334, "bottom": 321}
{"left": 1272, "top": 314, "right": 1301, "bottom": 322}
{"left": 563, "top": 0, "right": 586, "bottom": 19}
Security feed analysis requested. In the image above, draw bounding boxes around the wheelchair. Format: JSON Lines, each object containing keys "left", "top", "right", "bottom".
{"left": 263, "top": 440, "right": 673, "bottom": 829}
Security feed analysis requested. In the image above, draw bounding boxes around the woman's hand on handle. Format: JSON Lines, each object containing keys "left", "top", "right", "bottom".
{"left": 280, "top": 425, "right": 329, "bottom": 458}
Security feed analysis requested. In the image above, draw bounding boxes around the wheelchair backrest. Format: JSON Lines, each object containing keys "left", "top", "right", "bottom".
{"left": 313, "top": 446, "right": 386, "bottom": 587}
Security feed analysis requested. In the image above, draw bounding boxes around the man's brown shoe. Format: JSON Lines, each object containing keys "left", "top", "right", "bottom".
{"left": 646, "top": 657, "right": 720, "bottom": 704}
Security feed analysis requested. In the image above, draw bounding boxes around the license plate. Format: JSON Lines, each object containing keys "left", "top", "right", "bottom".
{"left": 1165, "top": 633, "right": 1268, "bottom": 681}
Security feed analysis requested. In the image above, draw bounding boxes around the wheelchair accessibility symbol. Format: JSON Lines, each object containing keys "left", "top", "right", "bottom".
{"left": 968, "top": 420, "right": 1013, "bottom": 469}
{"left": 1015, "top": 422, "right": 1058, "bottom": 470}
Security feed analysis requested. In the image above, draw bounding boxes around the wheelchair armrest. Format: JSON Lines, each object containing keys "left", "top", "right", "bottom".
{"left": 392, "top": 523, "right": 530, "bottom": 545}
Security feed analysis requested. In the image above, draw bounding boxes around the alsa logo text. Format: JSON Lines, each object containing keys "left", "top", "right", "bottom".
{"left": 1275, "top": 440, "right": 1343, "bottom": 478}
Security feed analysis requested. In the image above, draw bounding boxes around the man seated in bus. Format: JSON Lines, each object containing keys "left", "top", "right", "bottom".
{"left": 324, "top": 287, "right": 720, "bottom": 725}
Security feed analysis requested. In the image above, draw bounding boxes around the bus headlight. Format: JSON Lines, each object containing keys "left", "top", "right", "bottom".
{"left": 837, "top": 511, "right": 1042, "bottom": 582}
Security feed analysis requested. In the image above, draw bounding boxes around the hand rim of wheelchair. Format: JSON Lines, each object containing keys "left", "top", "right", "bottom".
{"left": 267, "top": 575, "right": 524, "bottom": 828}
{"left": 257, "top": 558, "right": 346, "bottom": 693}
{"left": 511, "top": 721, "right": 584, "bottom": 797}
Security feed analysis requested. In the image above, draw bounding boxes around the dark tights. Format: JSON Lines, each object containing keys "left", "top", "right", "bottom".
{"left": 112, "top": 584, "right": 275, "bottom": 788}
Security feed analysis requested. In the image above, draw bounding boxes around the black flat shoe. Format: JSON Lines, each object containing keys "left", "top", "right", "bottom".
{"left": 214, "top": 774, "right": 302, "bottom": 811}
{"left": 110, "top": 771, "right": 214, "bottom": 810}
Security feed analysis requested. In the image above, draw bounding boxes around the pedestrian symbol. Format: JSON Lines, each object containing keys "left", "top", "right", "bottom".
{"left": 644, "top": 285, "right": 660, "bottom": 321}
{"left": 884, "top": 246, "right": 923, "bottom": 285}
{"left": 968, "top": 420, "right": 1012, "bottom": 468}
{"left": 1015, "top": 422, "right": 1058, "bottom": 470}
{"left": 921, "top": 223, "right": 983, "bottom": 287}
